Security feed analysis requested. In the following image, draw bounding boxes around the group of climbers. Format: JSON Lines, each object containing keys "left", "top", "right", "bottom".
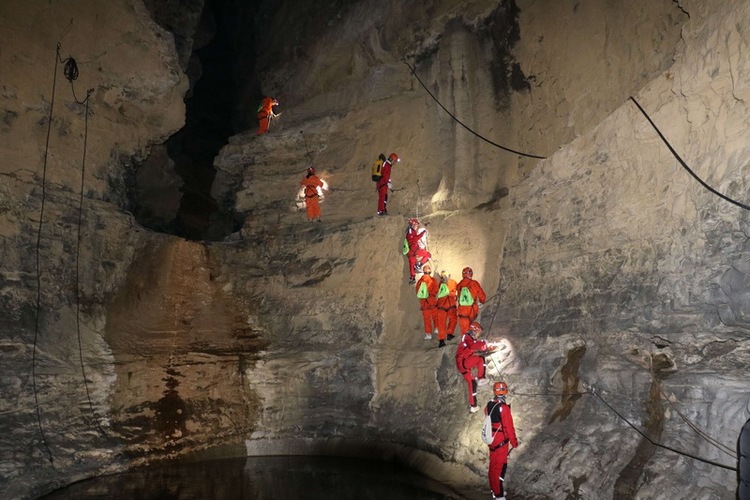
{"left": 412, "top": 256, "right": 515, "bottom": 498}
{"left": 257, "top": 97, "right": 516, "bottom": 499}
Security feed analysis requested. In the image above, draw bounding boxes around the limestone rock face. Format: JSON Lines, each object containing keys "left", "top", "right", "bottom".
{"left": 2, "top": 0, "right": 749, "bottom": 499}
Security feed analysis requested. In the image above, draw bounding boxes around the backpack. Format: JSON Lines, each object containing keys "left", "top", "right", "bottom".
{"left": 481, "top": 402, "right": 502, "bottom": 445}
{"left": 437, "top": 282, "right": 449, "bottom": 299}
{"left": 416, "top": 281, "right": 429, "bottom": 299}
{"left": 402, "top": 238, "right": 409, "bottom": 255}
{"left": 372, "top": 154, "right": 386, "bottom": 181}
{"left": 458, "top": 286, "right": 474, "bottom": 306}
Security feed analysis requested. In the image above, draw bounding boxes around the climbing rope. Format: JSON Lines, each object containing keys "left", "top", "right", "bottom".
{"left": 404, "top": 60, "right": 546, "bottom": 160}
{"left": 32, "top": 42, "right": 99, "bottom": 467}
{"left": 629, "top": 96, "right": 750, "bottom": 212}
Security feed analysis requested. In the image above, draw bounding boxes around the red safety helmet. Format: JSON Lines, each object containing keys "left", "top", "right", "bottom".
{"left": 462, "top": 267, "right": 473, "bottom": 278}
{"left": 493, "top": 381, "right": 508, "bottom": 396}
{"left": 469, "top": 321, "right": 483, "bottom": 335}
{"left": 408, "top": 218, "right": 419, "bottom": 226}
{"left": 307, "top": 167, "right": 316, "bottom": 175}
{"left": 388, "top": 153, "right": 399, "bottom": 163}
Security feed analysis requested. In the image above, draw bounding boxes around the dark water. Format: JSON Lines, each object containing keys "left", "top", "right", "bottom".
{"left": 39, "top": 455, "right": 461, "bottom": 500}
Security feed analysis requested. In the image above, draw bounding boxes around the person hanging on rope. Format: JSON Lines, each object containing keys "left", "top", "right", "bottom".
{"left": 376, "top": 152, "right": 398, "bottom": 215}
{"left": 404, "top": 217, "right": 431, "bottom": 284}
{"left": 436, "top": 270, "right": 458, "bottom": 348}
{"left": 456, "top": 266, "right": 487, "bottom": 334}
{"left": 455, "top": 321, "right": 491, "bottom": 412}
{"left": 484, "top": 381, "right": 519, "bottom": 500}
{"left": 300, "top": 167, "right": 326, "bottom": 222}
{"left": 415, "top": 263, "right": 440, "bottom": 341}
{"left": 257, "top": 96, "right": 279, "bottom": 135}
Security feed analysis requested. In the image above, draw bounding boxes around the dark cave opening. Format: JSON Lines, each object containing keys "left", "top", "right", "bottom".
{"left": 133, "top": 0, "right": 262, "bottom": 241}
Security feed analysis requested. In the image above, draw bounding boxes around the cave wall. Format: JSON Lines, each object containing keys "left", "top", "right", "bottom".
{"left": 3, "top": 0, "right": 748, "bottom": 499}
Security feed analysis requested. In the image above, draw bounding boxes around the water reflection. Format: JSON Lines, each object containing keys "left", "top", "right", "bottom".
{"left": 40, "top": 455, "right": 459, "bottom": 499}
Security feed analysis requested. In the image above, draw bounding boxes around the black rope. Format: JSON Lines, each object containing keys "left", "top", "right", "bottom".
{"left": 404, "top": 61, "right": 546, "bottom": 160}
{"left": 74, "top": 88, "right": 104, "bottom": 435}
{"left": 589, "top": 388, "right": 737, "bottom": 471}
{"left": 629, "top": 96, "right": 750, "bottom": 212}
{"left": 32, "top": 43, "right": 63, "bottom": 468}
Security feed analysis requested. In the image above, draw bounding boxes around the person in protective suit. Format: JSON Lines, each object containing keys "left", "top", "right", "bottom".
{"left": 300, "top": 167, "right": 325, "bottom": 221}
{"left": 376, "top": 152, "right": 398, "bottom": 215}
{"left": 405, "top": 218, "right": 431, "bottom": 284}
{"left": 415, "top": 263, "right": 440, "bottom": 340}
{"left": 436, "top": 270, "right": 458, "bottom": 347}
{"left": 456, "top": 266, "right": 487, "bottom": 334}
{"left": 484, "top": 381, "right": 518, "bottom": 500}
{"left": 257, "top": 96, "right": 279, "bottom": 135}
{"left": 455, "top": 321, "right": 490, "bottom": 412}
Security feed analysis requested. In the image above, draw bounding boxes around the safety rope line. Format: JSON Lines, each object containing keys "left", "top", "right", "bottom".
{"left": 32, "top": 43, "right": 101, "bottom": 467}
{"left": 502, "top": 388, "right": 736, "bottom": 470}
{"left": 74, "top": 85, "right": 103, "bottom": 436}
{"left": 629, "top": 96, "right": 750, "bottom": 212}
{"left": 404, "top": 61, "right": 546, "bottom": 160}
{"left": 32, "top": 43, "right": 63, "bottom": 468}
{"left": 589, "top": 388, "right": 736, "bottom": 471}
{"left": 658, "top": 387, "right": 736, "bottom": 458}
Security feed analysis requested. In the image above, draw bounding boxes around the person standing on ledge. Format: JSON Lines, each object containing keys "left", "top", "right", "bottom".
{"left": 300, "top": 167, "right": 325, "bottom": 222}
{"left": 484, "top": 381, "right": 518, "bottom": 500}
{"left": 257, "top": 96, "right": 279, "bottom": 135}
{"left": 456, "top": 266, "right": 487, "bottom": 335}
{"left": 376, "top": 152, "right": 398, "bottom": 215}
{"left": 415, "top": 263, "right": 440, "bottom": 341}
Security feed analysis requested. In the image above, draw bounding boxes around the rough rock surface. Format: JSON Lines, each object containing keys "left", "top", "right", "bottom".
{"left": 2, "top": 0, "right": 748, "bottom": 499}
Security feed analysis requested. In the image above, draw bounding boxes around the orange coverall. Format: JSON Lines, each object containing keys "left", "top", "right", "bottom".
{"left": 456, "top": 277, "right": 486, "bottom": 334}
{"left": 436, "top": 276, "right": 458, "bottom": 341}
{"left": 257, "top": 97, "right": 278, "bottom": 135}
{"left": 300, "top": 174, "right": 324, "bottom": 221}
{"left": 416, "top": 273, "right": 440, "bottom": 336}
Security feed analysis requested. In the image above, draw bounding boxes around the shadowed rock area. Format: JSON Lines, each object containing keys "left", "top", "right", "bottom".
{"left": 2, "top": 0, "right": 749, "bottom": 499}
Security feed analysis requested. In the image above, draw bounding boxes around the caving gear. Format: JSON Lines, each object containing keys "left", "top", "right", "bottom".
{"left": 463, "top": 267, "right": 473, "bottom": 278}
{"left": 459, "top": 286, "right": 475, "bottom": 306}
{"left": 388, "top": 152, "right": 399, "bottom": 163}
{"left": 485, "top": 391, "right": 518, "bottom": 499}
{"left": 493, "top": 382, "right": 508, "bottom": 396}
{"left": 469, "top": 322, "right": 483, "bottom": 335}
{"left": 308, "top": 167, "right": 316, "bottom": 175}
{"left": 372, "top": 153, "right": 386, "bottom": 181}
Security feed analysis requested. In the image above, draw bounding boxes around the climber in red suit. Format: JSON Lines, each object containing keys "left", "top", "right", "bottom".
{"left": 376, "top": 152, "right": 398, "bottom": 215}
{"left": 484, "top": 381, "right": 518, "bottom": 500}
{"left": 455, "top": 321, "right": 490, "bottom": 412}
{"left": 405, "top": 218, "right": 431, "bottom": 284}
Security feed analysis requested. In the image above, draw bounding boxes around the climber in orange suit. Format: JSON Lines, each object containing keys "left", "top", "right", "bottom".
{"left": 415, "top": 263, "right": 440, "bottom": 341}
{"left": 435, "top": 271, "right": 458, "bottom": 348}
{"left": 456, "top": 266, "right": 487, "bottom": 334}
{"left": 300, "top": 167, "right": 325, "bottom": 221}
{"left": 455, "top": 321, "right": 490, "bottom": 412}
{"left": 257, "top": 96, "right": 279, "bottom": 135}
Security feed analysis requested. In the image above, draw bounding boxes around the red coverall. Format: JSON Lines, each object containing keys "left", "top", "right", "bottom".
{"left": 376, "top": 159, "right": 393, "bottom": 214}
{"left": 405, "top": 226, "right": 431, "bottom": 280}
{"left": 456, "top": 277, "right": 487, "bottom": 334}
{"left": 455, "top": 332, "right": 488, "bottom": 407}
{"left": 416, "top": 273, "right": 440, "bottom": 336}
{"left": 436, "top": 277, "right": 457, "bottom": 341}
{"left": 484, "top": 397, "right": 518, "bottom": 499}
{"left": 300, "top": 174, "right": 324, "bottom": 221}
{"left": 257, "top": 97, "right": 278, "bottom": 135}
